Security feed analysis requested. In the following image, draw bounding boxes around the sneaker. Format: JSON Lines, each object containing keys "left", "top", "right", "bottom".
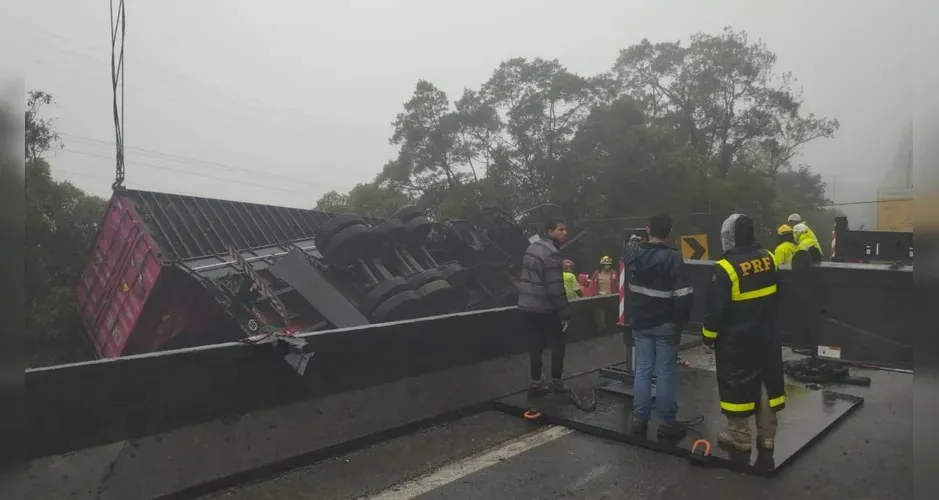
{"left": 717, "top": 430, "right": 753, "bottom": 452}
{"left": 757, "top": 437, "right": 774, "bottom": 451}
{"left": 528, "top": 379, "right": 548, "bottom": 397}
{"left": 549, "top": 378, "right": 568, "bottom": 394}
{"left": 631, "top": 418, "right": 648, "bottom": 435}
{"left": 657, "top": 422, "right": 687, "bottom": 440}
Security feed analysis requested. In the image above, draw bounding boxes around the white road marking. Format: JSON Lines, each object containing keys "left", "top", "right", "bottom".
{"left": 362, "top": 425, "right": 574, "bottom": 500}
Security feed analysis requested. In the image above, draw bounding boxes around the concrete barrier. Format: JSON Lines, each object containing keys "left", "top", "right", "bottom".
{"left": 26, "top": 332, "right": 641, "bottom": 500}
{"left": 27, "top": 295, "right": 619, "bottom": 459}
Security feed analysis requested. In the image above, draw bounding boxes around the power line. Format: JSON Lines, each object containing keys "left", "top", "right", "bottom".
{"left": 48, "top": 167, "right": 208, "bottom": 198}
{"left": 58, "top": 132, "right": 343, "bottom": 190}
{"left": 26, "top": 32, "right": 351, "bottom": 136}
{"left": 56, "top": 148, "right": 314, "bottom": 196}
{"left": 23, "top": 30, "right": 374, "bottom": 192}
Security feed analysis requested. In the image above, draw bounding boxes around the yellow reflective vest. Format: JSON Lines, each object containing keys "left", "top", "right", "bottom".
{"left": 774, "top": 241, "right": 800, "bottom": 266}
{"left": 563, "top": 272, "right": 580, "bottom": 299}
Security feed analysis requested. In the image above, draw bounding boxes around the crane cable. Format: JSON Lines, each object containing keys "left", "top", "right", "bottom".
{"left": 109, "top": 0, "right": 126, "bottom": 191}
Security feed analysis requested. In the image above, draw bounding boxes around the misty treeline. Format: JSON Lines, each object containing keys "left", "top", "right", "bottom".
{"left": 315, "top": 27, "right": 841, "bottom": 252}
{"left": 26, "top": 90, "right": 107, "bottom": 366}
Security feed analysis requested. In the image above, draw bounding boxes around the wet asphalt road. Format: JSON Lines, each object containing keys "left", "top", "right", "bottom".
{"left": 205, "top": 347, "right": 913, "bottom": 500}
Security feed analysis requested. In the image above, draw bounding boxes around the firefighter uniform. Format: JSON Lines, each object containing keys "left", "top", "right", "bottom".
{"left": 702, "top": 213, "right": 785, "bottom": 452}
{"left": 590, "top": 255, "right": 617, "bottom": 295}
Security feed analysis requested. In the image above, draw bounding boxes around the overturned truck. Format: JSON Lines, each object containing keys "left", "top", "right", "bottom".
{"left": 75, "top": 189, "right": 532, "bottom": 358}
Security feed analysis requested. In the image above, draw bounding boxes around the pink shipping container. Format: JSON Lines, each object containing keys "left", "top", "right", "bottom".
{"left": 75, "top": 189, "right": 345, "bottom": 358}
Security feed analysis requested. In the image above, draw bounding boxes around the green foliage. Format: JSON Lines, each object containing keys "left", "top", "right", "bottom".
{"left": 314, "top": 182, "right": 412, "bottom": 218}
{"left": 316, "top": 27, "right": 839, "bottom": 239}
{"left": 612, "top": 27, "right": 839, "bottom": 179}
{"left": 25, "top": 92, "right": 106, "bottom": 367}
{"left": 25, "top": 90, "right": 63, "bottom": 163}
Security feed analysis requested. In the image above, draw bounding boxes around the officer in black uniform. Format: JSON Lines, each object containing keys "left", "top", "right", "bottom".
{"left": 702, "top": 213, "right": 785, "bottom": 453}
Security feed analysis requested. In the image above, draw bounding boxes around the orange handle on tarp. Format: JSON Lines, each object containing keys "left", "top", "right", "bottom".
{"left": 691, "top": 439, "right": 712, "bottom": 456}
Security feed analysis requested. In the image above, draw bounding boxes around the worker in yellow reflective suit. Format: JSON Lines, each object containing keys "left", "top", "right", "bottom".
{"left": 773, "top": 224, "right": 800, "bottom": 265}
{"left": 562, "top": 259, "right": 582, "bottom": 299}
{"left": 793, "top": 223, "right": 823, "bottom": 263}
{"left": 702, "top": 213, "right": 785, "bottom": 453}
{"left": 787, "top": 214, "right": 823, "bottom": 263}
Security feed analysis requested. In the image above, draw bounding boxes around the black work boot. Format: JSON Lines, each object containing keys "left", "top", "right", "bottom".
{"left": 549, "top": 378, "right": 568, "bottom": 394}
{"left": 657, "top": 422, "right": 687, "bottom": 440}
{"left": 528, "top": 379, "right": 548, "bottom": 397}
{"left": 631, "top": 418, "right": 648, "bottom": 435}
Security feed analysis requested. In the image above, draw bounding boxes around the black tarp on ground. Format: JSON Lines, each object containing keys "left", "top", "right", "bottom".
{"left": 494, "top": 366, "right": 863, "bottom": 477}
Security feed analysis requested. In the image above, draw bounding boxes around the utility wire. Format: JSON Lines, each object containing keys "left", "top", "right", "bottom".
{"left": 57, "top": 148, "right": 313, "bottom": 196}
{"left": 58, "top": 132, "right": 344, "bottom": 190}
{"left": 48, "top": 167, "right": 208, "bottom": 198}
{"left": 25, "top": 30, "right": 350, "bottom": 136}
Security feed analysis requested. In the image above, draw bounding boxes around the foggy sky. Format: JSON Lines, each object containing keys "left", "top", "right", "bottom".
{"left": 1, "top": 0, "right": 916, "bottom": 226}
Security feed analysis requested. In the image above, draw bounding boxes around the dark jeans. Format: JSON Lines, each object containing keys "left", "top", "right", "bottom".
{"left": 523, "top": 311, "right": 566, "bottom": 380}
{"left": 632, "top": 322, "right": 678, "bottom": 424}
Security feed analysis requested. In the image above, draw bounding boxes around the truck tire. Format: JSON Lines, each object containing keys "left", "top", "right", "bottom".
{"left": 417, "top": 279, "right": 452, "bottom": 298}
{"left": 370, "top": 290, "right": 426, "bottom": 323}
{"left": 322, "top": 224, "right": 371, "bottom": 266}
{"left": 370, "top": 219, "right": 408, "bottom": 243}
{"left": 407, "top": 269, "right": 445, "bottom": 289}
{"left": 361, "top": 277, "right": 413, "bottom": 314}
{"left": 316, "top": 214, "right": 367, "bottom": 246}
{"left": 417, "top": 279, "right": 467, "bottom": 314}
{"left": 440, "top": 263, "right": 470, "bottom": 287}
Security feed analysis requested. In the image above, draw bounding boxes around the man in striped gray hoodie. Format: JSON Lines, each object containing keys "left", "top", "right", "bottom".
{"left": 517, "top": 218, "right": 571, "bottom": 396}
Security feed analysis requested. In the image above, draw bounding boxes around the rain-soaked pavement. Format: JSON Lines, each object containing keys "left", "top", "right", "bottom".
{"left": 204, "top": 346, "right": 912, "bottom": 500}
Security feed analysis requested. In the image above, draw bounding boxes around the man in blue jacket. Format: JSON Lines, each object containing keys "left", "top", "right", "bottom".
{"left": 624, "top": 213, "right": 694, "bottom": 438}
{"left": 518, "top": 218, "right": 571, "bottom": 396}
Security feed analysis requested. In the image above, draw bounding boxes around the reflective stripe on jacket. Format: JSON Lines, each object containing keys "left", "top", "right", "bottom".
{"left": 702, "top": 244, "right": 785, "bottom": 417}
{"left": 623, "top": 239, "right": 694, "bottom": 331}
